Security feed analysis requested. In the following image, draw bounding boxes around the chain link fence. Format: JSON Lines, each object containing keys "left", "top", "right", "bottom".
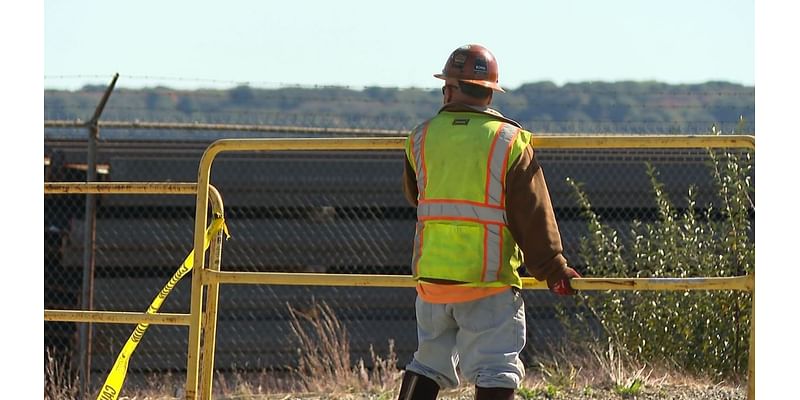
{"left": 44, "top": 84, "right": 755, "bottom": 395}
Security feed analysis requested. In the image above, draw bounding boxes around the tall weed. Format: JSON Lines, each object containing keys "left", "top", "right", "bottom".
{"left": 287, "top": 298, "right": 401, "bottom": 395}
{"left": 561, "top": 125, "right": 754, "bottom": 378}
{"left": 44, "top": 347, "right": 79, "bottom": 400}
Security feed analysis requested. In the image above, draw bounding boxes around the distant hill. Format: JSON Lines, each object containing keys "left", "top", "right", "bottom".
{"left": 44, "top": 81, "right": 754, "bottom": 139}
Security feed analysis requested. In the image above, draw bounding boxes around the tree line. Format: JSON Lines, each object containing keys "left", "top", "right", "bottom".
{"left": 44, "top": 81, "right": 754, "bottom": 135}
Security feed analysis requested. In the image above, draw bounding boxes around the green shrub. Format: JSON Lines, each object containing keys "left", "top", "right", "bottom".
{"left": 561, "top": 125, "right": 754, "bottom": 378}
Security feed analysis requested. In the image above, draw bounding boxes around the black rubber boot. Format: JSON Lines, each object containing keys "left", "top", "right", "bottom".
{"left": 474, "top": 386, "right": 515, "bottom": 400}
{"left": 397, "top": 370, "right": 440, "bottom": 400}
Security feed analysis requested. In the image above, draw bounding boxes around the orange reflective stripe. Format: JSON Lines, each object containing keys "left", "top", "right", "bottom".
{"left": 486, "top": 123, "right": 520, "bottom": 206}
{"left": 481, "top": 123, "right": 519, "bottom": 281}
{"left": 495, "top": 224, "right": 504, "bottom": 281}
{"left": 420, "top": 198, "right": 504, "bottom": 210}
{"left": 483, "top": 223, "right": 503, "bottom": 280}
{"left": 419, "top": 215, "right": 495, "bottom": 225}
{"left": 411, "top": 122, "right": 430, "bottom": 200}
{"left": 481, "top": 225, "right": 490, "bottom": 281}
{"left": 412, "top": 221, "right": 423, "bottom": 277}
{"left": 410, "top": 122, "right": 429, "bottom": 279}
{"left": 484, "top": 123, "right": 506, "bottom": 205}
{"left": 499, "top": 127, "right": 520, "bottom": 206}
{"left": 418, "top": 201, "right": 506, "bottom": 225}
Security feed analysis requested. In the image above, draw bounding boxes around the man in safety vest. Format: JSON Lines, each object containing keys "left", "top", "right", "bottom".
{"left": 397, "top": 44, "right": 582, "bottom": 400}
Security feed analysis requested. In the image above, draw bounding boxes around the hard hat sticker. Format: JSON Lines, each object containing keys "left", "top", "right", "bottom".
{"left": 473, "top": 57, "right": 488, "bottom": 75}
{"left": 453, "top": 53, "right": 467, "bottom": 70}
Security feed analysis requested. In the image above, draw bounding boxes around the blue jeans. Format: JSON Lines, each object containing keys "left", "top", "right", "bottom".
{"left": 404, "top": 288, "right": 526, "bottom": 389}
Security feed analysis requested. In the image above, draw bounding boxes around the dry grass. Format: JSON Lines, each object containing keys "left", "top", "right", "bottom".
{"left": 589, "top": 341, "right": 662, "bottom": 391}
{"left": 523, "top": 343, "right": 666, "bottom": 393}
{"left": 44, "top": 347, "right": 79, "bottom": 400}
{"left": 516, "top": 340, "right": 749, "bottom": 399}
{"left": 43, "top": 305, "right": 745, "bottom": 399}
{"left": 286, "top": 298, "right": 402, "bottom": 396}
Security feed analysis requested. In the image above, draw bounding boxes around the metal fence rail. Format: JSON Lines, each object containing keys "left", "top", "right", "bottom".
{"left": 44, "top": 135, "right": 755, "bottom": 400}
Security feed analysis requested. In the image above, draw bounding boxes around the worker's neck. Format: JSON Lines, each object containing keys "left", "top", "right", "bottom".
{"left": 450, "top": 94, "right": 491, "bottom": 107}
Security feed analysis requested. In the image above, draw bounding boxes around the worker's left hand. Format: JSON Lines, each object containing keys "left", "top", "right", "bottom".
{"left": 547, "top": 266, "right": 581, "bottom": 296}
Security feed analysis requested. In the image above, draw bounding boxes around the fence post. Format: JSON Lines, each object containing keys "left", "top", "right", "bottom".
{"left": 78, "top": 73, "right": 118, "bottom": 400}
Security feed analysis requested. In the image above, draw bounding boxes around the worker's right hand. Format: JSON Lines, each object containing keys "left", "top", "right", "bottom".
{"left": 547, "top": 266, "right": 581, "bottom": 296}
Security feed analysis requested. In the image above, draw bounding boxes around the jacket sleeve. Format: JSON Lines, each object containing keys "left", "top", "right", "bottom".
{"left": 505, "top": 144, "right": 570, "bottom": 281}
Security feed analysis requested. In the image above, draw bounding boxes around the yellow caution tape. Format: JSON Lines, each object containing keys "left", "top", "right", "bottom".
{"left": 96, "top": 217, "right": 230, "bottom": 400}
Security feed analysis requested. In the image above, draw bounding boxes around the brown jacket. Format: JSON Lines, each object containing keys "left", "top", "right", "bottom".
{"left": 402, "top": 103, "right": 570, "bottom": 283}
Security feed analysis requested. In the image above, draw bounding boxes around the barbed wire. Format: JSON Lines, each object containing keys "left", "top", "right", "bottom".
{"left": 45, "top": 102, "right": 756, "bottom": 115}
{"left": 43, "top": 108, "right": 756, "bottom": 123}
{"left": 44, "top": 74, "right": 401, "bottom": 91}
{"left": 44, "top": 74, "right": 755, "bottom": 96}
{"left": 41, "top": 110, "right": 754, "bottom": 127}
{"left": 105, "top": 89, "right": 757, "bottom": 98}
{"left": 42, "top": 119, "right": 754, "bottom": 137}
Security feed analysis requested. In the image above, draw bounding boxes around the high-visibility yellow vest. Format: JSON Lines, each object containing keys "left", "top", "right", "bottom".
{"left": 405, "top": 110, "right": 532, "bottom": 288}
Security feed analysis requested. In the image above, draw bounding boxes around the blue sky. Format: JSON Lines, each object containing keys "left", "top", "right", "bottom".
{"left": 43, "top": 0, "right": 756, "bottom": 91}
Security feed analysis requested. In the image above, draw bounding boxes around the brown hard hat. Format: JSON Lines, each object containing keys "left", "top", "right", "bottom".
{"left": 434, "top": 44, "right": 505, "bottom": 93}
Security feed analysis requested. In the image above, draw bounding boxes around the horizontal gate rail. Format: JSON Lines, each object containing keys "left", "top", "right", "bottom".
{"left": 202, "top": 271, "right": 753, "bottom": 292}
{"left": 43, "top": 182, "right": 224, "bottom": 326}
{"left": 44, "top": 182, "right": 207, "bottom": 195}
{"left": 44, "top": 310, "right": 191, "bottom": 326}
